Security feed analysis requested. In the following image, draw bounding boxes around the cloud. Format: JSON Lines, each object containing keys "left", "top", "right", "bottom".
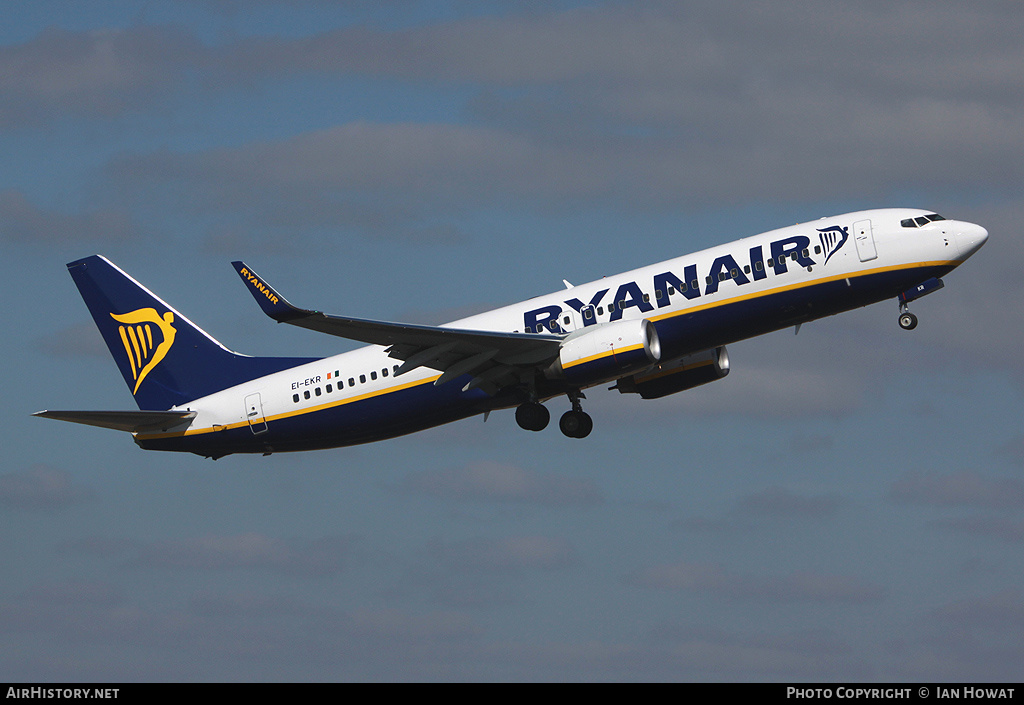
{"left": 931, "top": 516, "right": 1024, "bottom": 543}
{"left": 0, "top": 26, "right": 205, "bottom": 128}
{"left": 628, "top": 560, "right": 884, "bottom": 603}
{"left": 737, "top": 486, "right": 843, "bottom": 519}
{"left": 0, "top": 583, "right": 484, "bottom": 680}
{"left": 126, "top": 532, "right": 352, "bottom": 577}
{"left": 899, "top": 590, "right": 1024, "bottom": 680}
{"left": 0, "top": 465, "right": 93, "bottom": 510}
{"left": 393, "top": 460, "right": 602, "bottom": 506}
{"left": 0, "top": 190, "right": 142, "bottom": 244}
{"left": 428, "top": 535, "right": 576, "bottom": 574}
{"left": 890, "top": 471, "right": 1024, "bottom": 511}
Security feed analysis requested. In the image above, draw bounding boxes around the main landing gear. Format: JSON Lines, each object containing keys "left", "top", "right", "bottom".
{"left": 515, "top": 401, "right": 549, "bottom": 432}
{"left": 514, "top": 391, "right": 593, "bottom": 439}
{"left": 559, "top": 391, "right": 593, "bottom": 439}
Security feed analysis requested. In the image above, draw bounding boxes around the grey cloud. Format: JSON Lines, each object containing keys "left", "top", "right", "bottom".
{"left": 0, "top": 26, "right": 206, "bottom": 128}
{"left": 428, "top": 535, "right": 576, "bottom": 574}
{"left": 0, "top": 465, "right": 93, "bottom": 510}
{"left": 890, "top": 471, "right": 1024, "bottom": 511}
{"left": 34, "top": 323, "right": 109, "bottom": 359}
{"left": 738, "top": 486, "right": 843, "bottom": 519}
{"left": 126, "top": 532, "right": 352, "bottom": 577}
{"left": 901, "top": 590, "right": 1024, "bottom": 680}
{"left": 393, "top": 460, "right": 602, "bottom": 506}
{"left": 932, "top": 516, "right": 1024, "bottom": 542}
{"left": 0, "top": 190, "right": 143, "bottom": 243}
{"left": 629, "top": 560, "right": 885, "bottom": 603}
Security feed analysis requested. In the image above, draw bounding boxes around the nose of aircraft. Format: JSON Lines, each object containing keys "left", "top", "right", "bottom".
{"left": 956, "top": 222, "right": 989, "bottom": 260}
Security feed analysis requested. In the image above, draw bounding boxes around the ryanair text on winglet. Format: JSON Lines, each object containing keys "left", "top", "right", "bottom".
{"left": 240, "top": 267, "right": 280, "bottom": 305}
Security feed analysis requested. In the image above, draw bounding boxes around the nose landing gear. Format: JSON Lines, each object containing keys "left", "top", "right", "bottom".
{"left": 898, "top": 306, "right": 918, "bottom": 331}
{"left": 897, "top": 277, "right": 944, "bottom": 331}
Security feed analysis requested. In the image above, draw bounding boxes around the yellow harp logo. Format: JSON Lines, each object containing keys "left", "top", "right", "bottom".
{"left": 110, "top": 308, "right": 177, "bottom": 394}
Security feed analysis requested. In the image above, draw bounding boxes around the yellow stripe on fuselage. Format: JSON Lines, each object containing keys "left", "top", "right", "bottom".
{"left": 135, "top": 372, "right": 443, "bottom": 440}
{"left": 647, "top": 259, "right": 959, "bottom": 323}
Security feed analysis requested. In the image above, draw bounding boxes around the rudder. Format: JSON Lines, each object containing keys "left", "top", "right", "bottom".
{"left": 68, "top": 256, "right": 317, "bottom": 410}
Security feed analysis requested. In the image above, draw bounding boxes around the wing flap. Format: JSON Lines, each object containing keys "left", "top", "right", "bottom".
{"left": 33, "top": 410, "right": 197, "bottom": 433}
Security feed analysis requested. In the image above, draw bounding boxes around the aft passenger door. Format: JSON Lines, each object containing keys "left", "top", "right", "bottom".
{"left": 244, "top": 392, "right": 268, "bottom": 434}
{"left": 853, "top": 219, "right": 878, "bottom": 262}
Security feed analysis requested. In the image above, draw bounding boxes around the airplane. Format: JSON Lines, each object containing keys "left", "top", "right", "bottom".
{"left": 34, "top": 208, "right": 988, "bottom": 459}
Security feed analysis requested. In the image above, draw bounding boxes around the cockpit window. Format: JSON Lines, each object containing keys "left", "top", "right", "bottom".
{"left": 901, "top": 213, "right": 945, "bottom": 228}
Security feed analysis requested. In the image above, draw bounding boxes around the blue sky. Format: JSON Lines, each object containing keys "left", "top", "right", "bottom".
{"left": 2, "top": 0, "right": 1023, "bottom": 681}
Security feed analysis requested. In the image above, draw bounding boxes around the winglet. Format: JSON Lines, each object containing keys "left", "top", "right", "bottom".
{"left": 231, "top": 261, "right": 310, "bottom": 322}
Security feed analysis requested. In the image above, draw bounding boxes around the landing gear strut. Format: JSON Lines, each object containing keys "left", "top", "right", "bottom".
{"left": 559, "top": 391, "right": 593, "bottom": 439}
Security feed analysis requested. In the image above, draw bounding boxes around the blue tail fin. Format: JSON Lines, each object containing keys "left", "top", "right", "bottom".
{"left": 68, "top": 256, "right": 318, "bottom": 410}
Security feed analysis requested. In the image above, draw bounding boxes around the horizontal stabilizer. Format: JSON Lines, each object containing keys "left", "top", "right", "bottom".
{"left": 33, "top": 410, "right": 197, "bottom": 433}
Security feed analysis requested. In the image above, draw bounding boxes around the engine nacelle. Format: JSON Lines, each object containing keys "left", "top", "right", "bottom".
{"left": 547, "top": 319, "right": 662, "bottom": 386}
{"left": 613, "top": 346, "right": 730, "bottom": 399}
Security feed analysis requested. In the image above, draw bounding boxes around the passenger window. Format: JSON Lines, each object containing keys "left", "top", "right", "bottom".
{"left": 730, "top": 268, "right": 738, "bottom": 278}
{"left": 359, "top": 374, "right": 366, "bottom": 384}
{"left": 743, "top": 265, "right": 750, "bottom": 274}
{"left": 690, "top": 280, "right": 698, "bottom": 290}
{"left": 315, "top": 387, "right": 322, "bottom": 396}
{"left": 668, "top": 286, "right": 675, "bottom": 295}
{"left": 304, "top": 390, "right": 310, "bottom": 400}
{"left": 642, "top": 293, "right": 650, "bottom": 302}
{"left": 597, "top": 306, "right": 604, "bottom": 315}
{"left": 767, "top": 258, "right": 774, "bottom": 267}
{"left": 718, "top": 272, "right": 727, "bottom": 282}
{"left": 706, "top": 276, "right": 713, "bottom": 285}
{"left": 584, "top": 308, "right": 594, "bottom": 319}
{"left": 349, "top": 378, "right": 355, "bottom": 387}
{"left": 293, "top": 394, "right": 299, "bottom": 403}
{"left": 393, "top": 365, "right": 399, "bottom": 374}
{"left": 326, "top": 384, "right": 333, "bottom": 393}
{"left": 814, "top": 246, "right": 821, "bottom": 254}
{"left": 755, "top": 261, "right": 763, "bottom": 271}
{"left": 563, "top": 316, "right": 570, "bottom": 325}
{"left": 370, "top": 371, "right": 377, "bottom": 381}
{"left": 382, "top": 368, "right": 388, "bottom": 377}
{"left": 655, "top": 289, "right": 663, "bottom": 299}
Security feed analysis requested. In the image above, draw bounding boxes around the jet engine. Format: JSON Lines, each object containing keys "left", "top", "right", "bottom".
{"left": 612, "top": 346, "right": 729, "bottom": 399}
{"left": 547, "top": 319, "right": 662, "bottom": 386}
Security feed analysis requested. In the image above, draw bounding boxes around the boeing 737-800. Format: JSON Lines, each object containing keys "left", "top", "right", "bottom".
{"left": 35, "top": 208, "right": 988, "bottom": 458}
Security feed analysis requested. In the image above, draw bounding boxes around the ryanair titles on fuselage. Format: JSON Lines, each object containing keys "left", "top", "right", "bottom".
{"left": 525, "top": 229, "right": 846, "bottom": 333}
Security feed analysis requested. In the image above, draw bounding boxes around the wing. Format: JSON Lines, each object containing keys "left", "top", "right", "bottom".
{"left": 232, "top": 261, "right": 564, "bottom": 394}
{"left": 33, "top": 410, "right": 197, "bottom": 433}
